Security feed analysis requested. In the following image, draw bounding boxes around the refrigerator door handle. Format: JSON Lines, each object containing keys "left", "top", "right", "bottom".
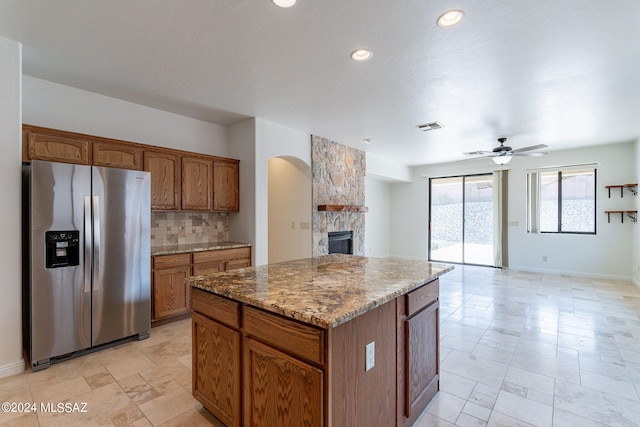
{"left": 92, "top": 195, "right": 100, "bottom": 291}
{"left": 83, "top": 196, "right": 91, "bottom": 293}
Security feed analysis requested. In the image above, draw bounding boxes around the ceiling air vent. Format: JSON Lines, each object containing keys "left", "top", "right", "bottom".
{"left": 417, "top": 121, "right": 444, "bottom": 131}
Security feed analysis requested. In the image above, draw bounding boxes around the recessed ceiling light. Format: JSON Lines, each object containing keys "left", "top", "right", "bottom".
{"left": 272, "top": 0, "right": 296, "bottom": 8}
{"left": 351, "top": 49, "right": 373, "bottom": 62}
{"left": 437, "top": 9, "right": 464, "bottom": 28}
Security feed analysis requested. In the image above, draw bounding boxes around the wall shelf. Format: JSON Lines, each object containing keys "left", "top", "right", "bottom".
{"left": 605, "top": 210, "right": 637, "bottom": 223}
{"left": 605, "top": 183, "right": 638, "bottom": 198}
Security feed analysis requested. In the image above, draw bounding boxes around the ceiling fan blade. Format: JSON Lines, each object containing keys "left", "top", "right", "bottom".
{"left": 511, "top": 144, "right": 548, "bottom": 153}
{"left": 463, "top": 151, "right": 493, "bottom": 156}
{"left": 513, "top": 152, "right": 547, "bottom": 157}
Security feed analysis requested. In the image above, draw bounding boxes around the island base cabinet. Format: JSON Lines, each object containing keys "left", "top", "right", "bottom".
{"left": 244, "top": 338, "right": 323, "bottom": 427}
{"left": 192, "top": 312, "right": 241, "bottom": 427}
{"left": 404, "top": 302, "right": 439, "bottom": 420}
{"left": 398, "top": 279, "right": 440, "bottom": 427}
{"left": 192, "top": 277, "right": 440, "bottom": 427}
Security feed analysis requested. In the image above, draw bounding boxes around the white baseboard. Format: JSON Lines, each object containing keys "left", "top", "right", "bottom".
{"left": 0, "top": 359, "right": 25, "bottom": 379}
{"left": 506, "top": 265, "right": 632, "bottom": 282}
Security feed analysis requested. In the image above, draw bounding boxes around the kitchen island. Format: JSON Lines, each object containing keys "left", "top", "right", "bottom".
{"left": 187, "top": 254, "right": 453, "bottom": 427}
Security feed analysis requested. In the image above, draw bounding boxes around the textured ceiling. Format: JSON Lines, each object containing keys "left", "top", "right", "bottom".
{"left": 1, "top": 0, "right": 639, "bottom": 165}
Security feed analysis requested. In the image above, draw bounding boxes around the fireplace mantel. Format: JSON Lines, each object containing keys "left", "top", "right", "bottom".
{"left": 317, "top": 205, "right": 369, "bottom": 212}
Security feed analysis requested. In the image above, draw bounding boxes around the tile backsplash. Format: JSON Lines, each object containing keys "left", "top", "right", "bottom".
{"left": 151, "top": 211, "right": 229, "bottom": 247}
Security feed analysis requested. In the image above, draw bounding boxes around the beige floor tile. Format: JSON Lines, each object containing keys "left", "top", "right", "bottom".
{"left": 137, "top": 388, "right": 198, "bottom": 426}
{"left": 157, "top": 406, "right": 225, "bottom": 427}
{"left": 3, "top": 266, "right": 640, "bottom": 426}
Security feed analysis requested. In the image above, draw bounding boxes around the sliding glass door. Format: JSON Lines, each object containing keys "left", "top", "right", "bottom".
{"left": 429, "top": 174, "right": 494, "bottom": 266}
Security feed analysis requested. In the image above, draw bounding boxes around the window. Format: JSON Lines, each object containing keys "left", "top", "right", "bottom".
{"left": 527, "top": 166, "right": 597, "bottom": 234}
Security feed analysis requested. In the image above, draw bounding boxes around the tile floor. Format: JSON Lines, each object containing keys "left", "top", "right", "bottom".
{"left": 1, "top": 265, "right": 639, "bottom": 426}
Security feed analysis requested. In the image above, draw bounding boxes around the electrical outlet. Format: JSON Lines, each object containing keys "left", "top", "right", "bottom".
{"left": 365, "top": 341, "right": 375, "bottom": 371}
{"left": 542, "top": 255, "right": 548, "bottom": 262}
{"left": 291, "top": 222, "right": 295, "bottom": 229}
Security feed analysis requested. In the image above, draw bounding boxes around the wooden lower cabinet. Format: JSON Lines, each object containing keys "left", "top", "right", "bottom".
{"left": 192, "top": 247, "right": 252, "bottom": 275}
{"left": 244, "top": 338, "right": 323, "bottom": 427}
{"left": 152, "top": 254, "right": 192, "bottom": 322}
{"left": 192, "top": 312, "right": 241, "bottom": 427}
{"left": 398, "top": 279, "right": 440, "bottom": 427}
{"left": 192, "top": 278, "right": 439, "bottom": 427}
{"left": 153, "top": 247, "right": 251, "bottom": 325}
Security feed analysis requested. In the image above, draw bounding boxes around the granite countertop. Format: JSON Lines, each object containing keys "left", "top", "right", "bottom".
{"left": 187, "top": 254, "right": 454, "bottom": 329}
{"left": 151, "top": 241, "right": 251, "bottom": 256}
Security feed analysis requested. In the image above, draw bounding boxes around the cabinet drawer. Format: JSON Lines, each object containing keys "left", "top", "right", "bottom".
{"left": 406, "top": 279, "right": 439, "bottom": 317}
{"left": 192, "top": 247, "right": 251, "bottom": 264}
{"left": 153, "top": 253, "right": 191, "bottom": 269}
{"left": 244, "top": 306, "right": 324, "bottom": 365}
{"left": 192, "top": 288, "right": 240, "bottom": 329}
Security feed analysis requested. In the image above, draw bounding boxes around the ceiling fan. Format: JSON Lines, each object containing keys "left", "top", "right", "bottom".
{"left": 463, "top": 137, "right": 547, "bottom": 165}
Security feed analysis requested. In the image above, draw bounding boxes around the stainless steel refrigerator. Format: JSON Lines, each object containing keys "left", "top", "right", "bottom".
{"left": 23, "top": 160, "right": 151, "bottom": 370}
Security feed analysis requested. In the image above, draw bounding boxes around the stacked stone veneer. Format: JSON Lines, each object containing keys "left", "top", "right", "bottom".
{"left": 312, "top": 136, "right": 366, "bottom": 256}
{"left": 151, "top": 211, "right": 229, "bottom": 246}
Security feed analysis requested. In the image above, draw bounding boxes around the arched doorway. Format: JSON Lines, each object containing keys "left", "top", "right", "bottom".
{"left": 267, "top": 156, "right": 312, "bottom": 263}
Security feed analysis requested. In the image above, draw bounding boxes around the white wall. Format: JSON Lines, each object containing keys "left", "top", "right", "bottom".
{"left": 0, "top": 37, "right": 23, "bottom": 378}
{"left": 367, "top": 153, "right": 412, "bottom": 182}
{"left": 365, "top": 177, "right": 391, "bottom": 257}
{"left": 230, "top": 118, "right": 310, "bottom": 266}
{"left": 23, "top": 76, "right": 229, "bottom": 156}
{"left": 390, "top": 142, "right": 636, "bottom": 279}
{"left": 228, "top": 119, "right": 257, "bottom": 262}
{"left": 268, "top": 158, "right": 312, "bottom": 263}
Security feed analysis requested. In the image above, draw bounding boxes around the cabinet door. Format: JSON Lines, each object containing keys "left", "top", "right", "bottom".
{"left": 213, "top": 161, "right": 239, "bottom": 211}
{"left": 244, "top": 338, "right": 323, "bottom": 427}
{"left": 144, "top": 150, "right": 181, "bottom": 210}
{"left": 25, "top": 132, "right": 90, "bottom": 164}
{"left": 192, "top": 312, "right": 241, "bottom": 427}
{"left": 182, "top": 156, "right": 213, "bottom": 211}
{"left": 404, "top": 301, "right": 439, "bottom": 419}
{"left": 152, "top": 265, "right": 191, "bottom": 320}
{"left": 93, "top": 141, "right": 142, "bottom": 170}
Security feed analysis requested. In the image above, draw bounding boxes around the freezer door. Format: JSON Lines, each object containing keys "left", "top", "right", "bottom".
{"left": 91, "top": 166, "right": 151, "bottom": 346}
{"left": 29, "top": 161, "right": 92, "bottom": 363}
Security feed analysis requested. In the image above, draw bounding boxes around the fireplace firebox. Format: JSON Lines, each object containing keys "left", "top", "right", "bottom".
{"left": 328, "top": 231, "right": 353, "bottom": 255}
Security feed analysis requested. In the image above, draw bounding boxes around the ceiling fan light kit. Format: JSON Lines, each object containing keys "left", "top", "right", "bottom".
{"left": 492, "top": 156, "right": 512, "bottom": 165}
{"left": 463, "top": 137, "right": 548, "bottom": 164}
{"left": 272, "top": 0, "right": 296, "bottom": 7}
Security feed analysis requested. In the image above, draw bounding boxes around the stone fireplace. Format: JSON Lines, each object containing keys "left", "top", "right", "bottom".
{"left": 312, "top": 136, "right": 366, "bottom": 256}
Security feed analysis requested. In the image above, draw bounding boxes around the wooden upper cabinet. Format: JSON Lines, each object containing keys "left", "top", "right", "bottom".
{"left": 93, "top": 141, "right": 142, "bottom": 170}
{"left": 182, "top": 156, "right": 213, "bottom": 211}
{"left": 213, "top": 161, "right": 239, "bottom": 211}
{"left": 144, "top": 150, "right": 181, "bottom": 210}
{"left": 24, "top": 131, "right": 91, "bottom": 165}
{"left": 22, "top": 125, "right": 241, "bottom": 213}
